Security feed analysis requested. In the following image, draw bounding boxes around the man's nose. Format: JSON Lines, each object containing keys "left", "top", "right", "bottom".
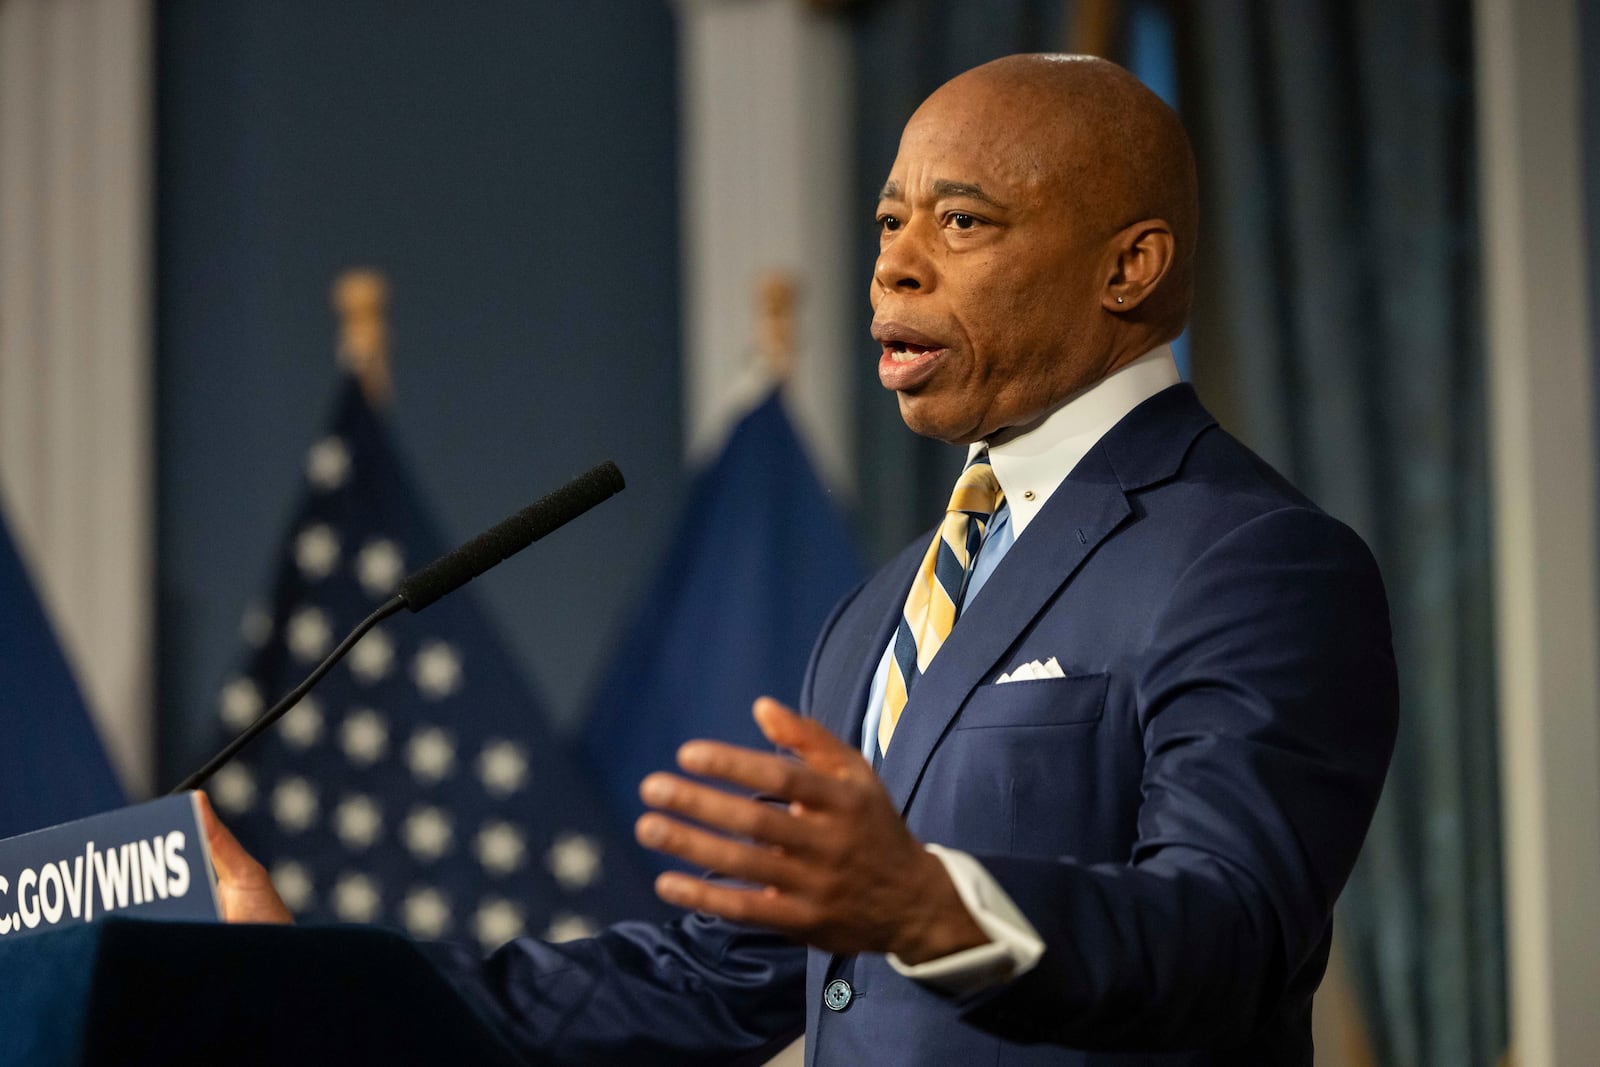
{"left": 872, "top": 229, "right": 932, "bottom": 294}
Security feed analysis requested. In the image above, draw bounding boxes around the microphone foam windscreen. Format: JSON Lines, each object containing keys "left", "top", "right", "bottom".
{"left": 397, "top": 461, "right": 624, "bottom": 612}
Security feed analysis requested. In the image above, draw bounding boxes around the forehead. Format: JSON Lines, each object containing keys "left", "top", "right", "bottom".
{"left": 881, "top": 81, "right": 1070, "bottom": 200}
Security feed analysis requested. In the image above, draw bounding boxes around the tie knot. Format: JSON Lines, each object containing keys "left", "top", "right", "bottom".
{"left": 948, "top": 451, "right": 1003, "bottom": 519}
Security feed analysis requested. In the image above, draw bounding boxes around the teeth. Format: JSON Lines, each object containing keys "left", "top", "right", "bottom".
{"left": 889, "top": 345, "right": 924, "bottom": 362}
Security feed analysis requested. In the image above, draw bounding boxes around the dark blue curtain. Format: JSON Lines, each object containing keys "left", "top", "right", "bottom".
{"left": 1181, "top": 3, "right": 1504, "bottom": 1064}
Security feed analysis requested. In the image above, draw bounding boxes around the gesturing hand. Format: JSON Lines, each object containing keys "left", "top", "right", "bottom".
{"left": 196, "top": 791, "right": 295, "bottom": 925}
{"left": 635, "top": 698, "right": 985, "bottom": 963}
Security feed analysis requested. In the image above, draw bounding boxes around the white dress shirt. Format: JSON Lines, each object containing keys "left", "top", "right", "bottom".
{"left": 865, "top": 345, "right": 1181, "bottom": 991}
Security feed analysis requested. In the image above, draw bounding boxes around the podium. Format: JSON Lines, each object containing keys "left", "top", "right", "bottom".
{"left": 0, "top": 918, "right": 527, "bottom": 1066}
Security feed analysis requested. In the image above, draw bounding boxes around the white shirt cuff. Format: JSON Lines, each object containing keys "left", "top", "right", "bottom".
{"left": 885, "top": 844, "right": 1045, "bottom": 994}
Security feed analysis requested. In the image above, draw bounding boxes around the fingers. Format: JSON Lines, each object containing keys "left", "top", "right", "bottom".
{"left": 673, "top": 740, "right": 840, "bottom": 808}
{"left": 667, "top": 698, "right": 873, "bottom": 809}
{"left": 639, "top": 773, "right": 813, "bottom": 851}
{"left": 640, "top": 701, "right": 889, "bottom": 875}
{"left": 634, "top": 706, "right": 956, "bottom": 957}
{"left": 751, "top": 698, "right": 864, "bottom": 778}
{"left": 635, "top": 812, "right": 805, "bottom": 888}
{"left": 651, "top": 871, "right": 815, "bottom": 933}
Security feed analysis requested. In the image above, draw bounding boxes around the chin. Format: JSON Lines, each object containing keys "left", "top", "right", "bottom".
{"left": 895, "top": 395, "right": 980, "bottom": 445}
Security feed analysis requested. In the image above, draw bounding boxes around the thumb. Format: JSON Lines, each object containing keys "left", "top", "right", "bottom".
{"left": 196, "top": 791, "right": 294, "bottom": 924}
{"left": 752, "top": 697, "right": 860, "bottom": 776}
{"left": 197, "top": 791, "right": 268, "bottom": 887}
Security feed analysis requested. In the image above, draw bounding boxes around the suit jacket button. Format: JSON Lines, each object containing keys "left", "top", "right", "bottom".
{"left": 823, "top": 978, "right": 853, "bottom": 1012}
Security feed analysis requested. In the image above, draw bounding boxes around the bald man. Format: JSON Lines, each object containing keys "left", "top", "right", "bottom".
{"left": 208, "top": 55, "right": 1395, "bottom": 1065}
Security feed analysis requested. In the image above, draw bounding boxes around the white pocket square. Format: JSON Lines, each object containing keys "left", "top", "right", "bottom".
{"left": 995, "top": 656, "right": 1066, "bottom": 684}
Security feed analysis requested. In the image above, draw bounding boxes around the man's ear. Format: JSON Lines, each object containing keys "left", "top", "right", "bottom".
{"left": 1101, "top": 219, "right": 1175, "bottom": 312}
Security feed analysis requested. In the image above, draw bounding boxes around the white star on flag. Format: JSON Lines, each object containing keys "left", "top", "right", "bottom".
{"left": 271, "top": 861, "right": 315, "bottom": 913}
{"left": 211, "top": 763, "right": 257, "bottom": 815}
{"left": 543, "top": 912, "right": 599, "bottom": 943}
{"left": 279, "top": 696, "right": 325, "bottom": 750}
{"left": 402, "top": 886, "right": 452, "bottom": 938}
{"left": 334, "top": 794, "right": 384, "bottom": 849}
{"left": 474, "top": 821, "right": 527, "bottom": 875}
{"left": 306, "top": 436, "right": 351, "bottom": 491}
{"left": 287, "top": 606, "right": 333, "bottom": 663}
{"left": 271, "top": 777, "right": 319, "bottom": 833}
{"left": 406, "top": 726, "right": 456, "bottom": 783}
{"left": 402, "top": 805, "right": 454, "bottom": 862}
{"left": 340, "top": 707, "right": 390, "bottom": 765}
{"left": 294, "top": 523, "right": 341, "bottom": 580}
{"left": 357, "top": 538, "right": 405, "bottom": 598}
{"left": 473, "top": 897, "right": 525, "bottom": 949}
{"left": 350, "top": 627, "right": 396, "bottom": 683}
{"left": 240, "top": 605, "right": 274, "bottom": 648}
{"left": 412, "top": 640, "right": 463, "bottom": 699}
{"left": 477, "top": 740, "right": 530, "bottom": 798}
{"left": 546, "top": 832, "right": 603, "bottom": 891}
{"left": 333, "top": 872, "right": 382, "bottom": 922}
{"left": 219, "top": 677, "right": 263, "bottom": 729}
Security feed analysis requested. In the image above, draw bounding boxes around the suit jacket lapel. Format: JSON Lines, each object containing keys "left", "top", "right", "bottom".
{"left": 874, "top": 384, "right": 1218, "bottom": 815}
{"left": 875, "top": 477, "right": 1131, "bottom": 813}
{"left": 808, "top": 539, "right": 921, "bottom": 745}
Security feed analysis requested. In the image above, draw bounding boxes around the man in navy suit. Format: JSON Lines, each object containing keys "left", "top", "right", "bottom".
{"left": 207, "top": 54, "right": 1396, "bottom": 1065}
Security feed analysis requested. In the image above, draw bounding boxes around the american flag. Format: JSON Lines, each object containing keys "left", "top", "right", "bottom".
{"left": 206, "top": 377, "right": 664, "bottom": 948}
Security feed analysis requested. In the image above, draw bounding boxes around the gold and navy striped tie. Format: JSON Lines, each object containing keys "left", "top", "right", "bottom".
{"left": 878, "top": 449, "right": 1004, "bottom": 758}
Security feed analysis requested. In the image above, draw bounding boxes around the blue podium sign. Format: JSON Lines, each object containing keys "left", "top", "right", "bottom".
{"left": 0, "top": 793, "right": 220, "bottom": 940}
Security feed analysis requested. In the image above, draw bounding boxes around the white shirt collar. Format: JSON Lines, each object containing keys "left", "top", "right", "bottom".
{"left": 968, "top": 344, "right": 1181, "bottom": 537}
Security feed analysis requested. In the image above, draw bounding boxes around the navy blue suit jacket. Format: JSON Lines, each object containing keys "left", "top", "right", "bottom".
{"left": 430, "top": 385, "right": 1398, "bottom": 1065}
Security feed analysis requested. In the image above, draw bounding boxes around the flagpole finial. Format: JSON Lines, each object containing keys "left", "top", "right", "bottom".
{"left": 755, "top": 269, "right": 800, "bottom": 386}
{"left": 1066, "top": 0, "right": 1120, "bottom": 57}
{"left": 333, "top": 268, "right": 393, "bottom": 409}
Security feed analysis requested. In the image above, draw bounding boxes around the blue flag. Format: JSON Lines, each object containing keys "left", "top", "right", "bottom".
{"left": 207, "top": 378, "right": 664, "bottom": 948}
{"left": 581, "top": 390, "right": 865, "bottom": 850}
{"left": 0, "top": 504, "right": 125, "bottom": 839}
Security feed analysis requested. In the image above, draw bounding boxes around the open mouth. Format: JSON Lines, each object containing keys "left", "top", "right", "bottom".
{"left": 873, "top": 322, "right": 949, "bottom": 390}
{"left": 877, "top": 340, "right": 947, "bottom": 391}
{"left": 884, "top": 342, "right": 938, "bottom": 362}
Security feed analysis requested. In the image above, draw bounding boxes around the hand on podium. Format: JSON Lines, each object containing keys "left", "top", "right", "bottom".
{"left": 197, "top": 792, "right": 294, "bottom": 925}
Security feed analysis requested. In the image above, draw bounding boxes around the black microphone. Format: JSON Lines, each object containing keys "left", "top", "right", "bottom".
{"left": 170, "top": 460, "right": 626, "bottom": 795}
{"left": 397, "top": 460, "right": 624, "bottom": 612}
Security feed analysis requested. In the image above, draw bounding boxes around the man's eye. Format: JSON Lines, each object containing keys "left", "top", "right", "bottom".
{"left": 947, "top": 213, "right": 979, "bottom": 230}
{"left": 877, "top": 214, "right": 902, "bottom": 233}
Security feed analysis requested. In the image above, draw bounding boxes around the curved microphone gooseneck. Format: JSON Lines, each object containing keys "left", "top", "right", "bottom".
{"left": 170, "top": 460, "right": 625, "bottom": 795}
